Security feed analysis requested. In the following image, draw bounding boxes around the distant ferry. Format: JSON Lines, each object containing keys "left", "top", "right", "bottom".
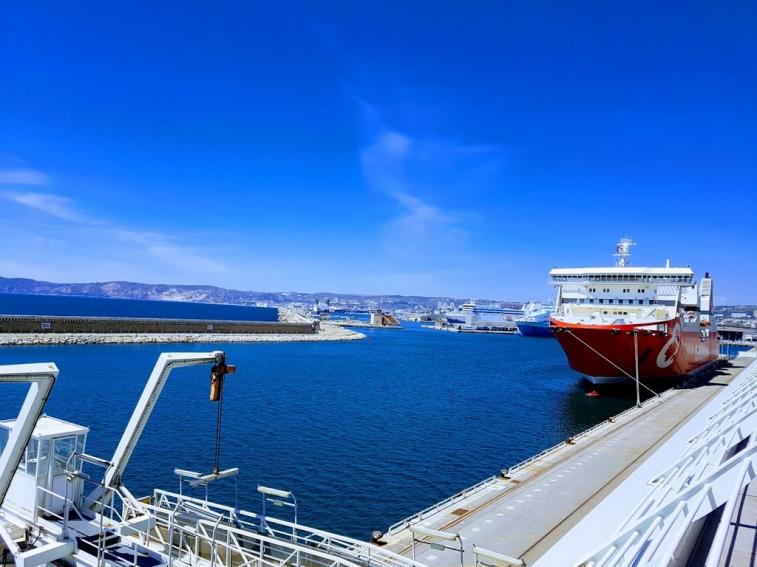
{"left": 516, "top": 301, "right": 555, "bottom": 337}
{"left": 549, "top": 238, "right": 719, "bottom": 384}
{"left": 444, "top": 301, "right": 521, "bottom": 327}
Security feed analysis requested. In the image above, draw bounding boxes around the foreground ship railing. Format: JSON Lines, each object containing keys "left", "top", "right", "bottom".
{"left": 576, "top": 354, "right": 757, "bottom": 566}
{"left": 151, "top": 489, "right": 426, "bottom": 567}
{"left": 0, "top": 352, "right": 427, "bottom": 567}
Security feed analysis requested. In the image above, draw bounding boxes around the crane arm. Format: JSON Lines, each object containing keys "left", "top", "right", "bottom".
{"left": 98, "top": 351, "right": 226, "bottom": 496}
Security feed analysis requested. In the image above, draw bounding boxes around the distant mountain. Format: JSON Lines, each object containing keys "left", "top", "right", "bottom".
{"left": 0, "top": 276, "right": 518, "bottom": 310}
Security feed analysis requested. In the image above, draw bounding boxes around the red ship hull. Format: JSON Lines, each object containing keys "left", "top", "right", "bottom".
{"left": 551, "top": 317, "right": 719, "bottom": 384}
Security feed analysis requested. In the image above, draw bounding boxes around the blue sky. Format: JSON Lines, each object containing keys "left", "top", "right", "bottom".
{"left": 0, "top": 2, "right": 755, "bottom": 303}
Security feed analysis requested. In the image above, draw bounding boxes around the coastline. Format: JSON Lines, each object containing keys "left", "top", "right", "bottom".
{"left": 0, "top": 323, "right": 365, "bottom": 346}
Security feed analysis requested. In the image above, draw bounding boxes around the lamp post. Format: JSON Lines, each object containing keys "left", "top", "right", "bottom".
{"left": 257, "top": 485, "right": 298, "bottom": 541}
{"left": 409, "top": 525, "right": 464, "bottom": 567}
{"left": 473, "top": 545, "right": 525, "bottom": 567}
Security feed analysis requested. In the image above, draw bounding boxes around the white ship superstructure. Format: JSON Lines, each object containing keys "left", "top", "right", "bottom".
{"left": 444, "top": 301, "right": 520, "bottom": 330}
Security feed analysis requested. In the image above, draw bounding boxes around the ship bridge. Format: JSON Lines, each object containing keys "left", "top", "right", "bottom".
{"left": 549, "top": 266, "right": 695, "bottom": 285}
{"left": 549, "top": 265, "right": 711, "bottom": 326}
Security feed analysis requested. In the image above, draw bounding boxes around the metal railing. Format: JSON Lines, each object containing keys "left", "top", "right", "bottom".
{"left": 577, "top": 357, "right": 757, "bottom": 566}
{"left": 35, "top": 481, "right": 395, "bottom": 567}
{"left": 386, "top": 388, "right": 675, "bottom": 536}
{"left": 386, "top": 476, "right": 500, "bottom": 535}
{"left": 153, "top": 489, "right": 427, "bottom": 567}
{"left": 145, "top": 504, "right": 367, "bottom": 567}
{"left": 505, "top": 390, "right": 671, "bottom": 478}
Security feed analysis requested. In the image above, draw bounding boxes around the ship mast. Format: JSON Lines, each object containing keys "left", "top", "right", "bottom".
{"left": 613, "top": 236, "right": 636, "bottom": 267}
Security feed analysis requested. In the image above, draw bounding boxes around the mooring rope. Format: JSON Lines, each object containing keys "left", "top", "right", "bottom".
{"left": 562, "top": 328, "right": 660, "bottom": 398}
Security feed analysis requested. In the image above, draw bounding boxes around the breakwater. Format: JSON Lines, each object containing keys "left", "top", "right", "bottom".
{"left": 0, "top": 314, "right": 314, "bottom": 335}
{"left": 0, "top": 324, "right": 363, "bottom": 345}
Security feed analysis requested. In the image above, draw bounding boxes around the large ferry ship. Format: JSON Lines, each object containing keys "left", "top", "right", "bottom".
{"left": 549, "top": 238, "right": 719, "bottom": 384}
{"left": 443, "top": 300, "right": 521, "bottom": 329}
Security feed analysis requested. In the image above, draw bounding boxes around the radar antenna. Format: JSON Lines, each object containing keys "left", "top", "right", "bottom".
{"left": 613, "top": 236, "right": 636, "bottom": 267}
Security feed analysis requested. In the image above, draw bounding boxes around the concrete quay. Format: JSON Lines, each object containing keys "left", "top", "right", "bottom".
{"left": 380, "top": 355, "right": 754, "bottom": 566}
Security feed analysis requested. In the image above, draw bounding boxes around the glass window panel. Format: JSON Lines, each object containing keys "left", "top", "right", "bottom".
{"left": 38, "top": 439, "right": 51, "bottom": 485}
{"left": 25, "top": 438, "right": 39, "bottom": 476}
{"left": 53, "top": 437, "right": 76, "bottom": 476}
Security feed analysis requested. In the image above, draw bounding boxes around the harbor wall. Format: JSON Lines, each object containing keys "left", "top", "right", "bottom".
{"left": 0, "top": 315, "right": 316, "bottom": 335}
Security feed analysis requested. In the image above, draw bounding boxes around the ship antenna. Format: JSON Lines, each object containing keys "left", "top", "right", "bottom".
{"left": 613, "top": 236, "right": 636, "bottom": 267}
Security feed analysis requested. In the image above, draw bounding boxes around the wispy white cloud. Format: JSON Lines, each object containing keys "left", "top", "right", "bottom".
{"left": 358, "top": 103, "right": 499, "bottom": 258}
{"left": 0, "top": 168, "right": 50, "bottom": 186}
{"left": 388, "top": 191, "right": 460, "bottom": 235}
{"left": 0, "top": 191, "right": 83, "bottom": 221}
{"left": 109, "top": 228, "right": 227, "bottom": 274}
{"left": 350, "top": 99, "right": 525, "bottom": 296}
{"left": 0, "top": 170, "right": 229, "bottom": 280}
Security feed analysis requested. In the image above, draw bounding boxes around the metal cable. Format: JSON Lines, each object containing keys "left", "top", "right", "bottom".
{"left": 214, "top": 379, "right": 224, "bottom": 475}
{"left": 563, "top": 329, "right": 660, "bottom": 397}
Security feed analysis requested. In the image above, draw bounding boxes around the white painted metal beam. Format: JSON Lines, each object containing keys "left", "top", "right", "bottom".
{"left": 0, "top": 362, "right": 58, "bottom": 507}
{"left": 100, "top": 351, "right": 226, "bottom": 495}
{"left": 15, "top": 540, "right": 74, "bottom": 567}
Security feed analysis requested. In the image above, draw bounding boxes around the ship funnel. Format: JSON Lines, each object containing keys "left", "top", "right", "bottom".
{"left": 666, "top": 259, "right": 670, "bottom": 268}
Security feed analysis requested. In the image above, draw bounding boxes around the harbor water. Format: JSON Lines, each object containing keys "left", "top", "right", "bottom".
{"left": 0, "top": 304, "right": 636, "bottom": 539}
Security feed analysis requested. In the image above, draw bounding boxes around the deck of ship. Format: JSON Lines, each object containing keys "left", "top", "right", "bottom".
{"left": 380, "top": 355, "right": 755, "bottom": 566}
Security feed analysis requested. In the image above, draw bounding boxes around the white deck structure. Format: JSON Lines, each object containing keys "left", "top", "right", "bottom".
{"left": 0, "top": 352, "right": 424, "bottom": 567}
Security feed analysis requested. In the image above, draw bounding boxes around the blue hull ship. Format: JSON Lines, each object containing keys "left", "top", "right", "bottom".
{"left": 516, "top": 301, "right": 555, "bottom": 338}
{"left": 516, "top": 319, "right": 554, "bottom": 337}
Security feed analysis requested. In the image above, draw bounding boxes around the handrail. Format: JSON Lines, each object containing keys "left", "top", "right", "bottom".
{"left": 387, "top": 476, "right": 500, "bottom": 534}
{"left": 576, "top": 357, "right": 757, "bottom": 566}
{"left": 152, "top": 489, "right": 428, "bottom": 567}
{"left": 505, "top": 390, "right": 670, "bottom": 478}
{"left": 148, "top": 506, "right": 368, "bottom": 567}
{"left": 578, "top": 441, "right": 757, "bottom": 566}
{"left": 386, "top": 389, "right": 673, "bottom": 536}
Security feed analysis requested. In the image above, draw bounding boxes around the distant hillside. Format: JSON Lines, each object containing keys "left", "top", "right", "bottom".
{"left": 0, "top": 276, "right": 515, "bottom": 310}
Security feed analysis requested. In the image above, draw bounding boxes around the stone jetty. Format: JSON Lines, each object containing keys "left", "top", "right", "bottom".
{"left": 0, "top": 323, "right": 365, "bottom": 346}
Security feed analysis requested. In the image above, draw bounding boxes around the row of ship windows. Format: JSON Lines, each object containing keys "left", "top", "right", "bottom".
{"left": 554, "top": 275, "right": 691, "bottom": 282}
{"left": 587, "top": 288, "right": 647, "bottom": 293}
{"left": 565, "top": 298, "right": 662, "bottom": 305}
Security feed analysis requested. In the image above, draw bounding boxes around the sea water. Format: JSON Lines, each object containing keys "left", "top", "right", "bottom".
{"left": 0, "top": 308, "right": 634, "bottom": 539}
{"left": 0, "top": 324, "right": 633, "bottom": 539}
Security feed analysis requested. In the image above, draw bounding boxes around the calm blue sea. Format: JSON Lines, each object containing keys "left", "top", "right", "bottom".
{"left": 0, "top": 293, "right": 278, "bottom": 321}
{"left": 0, "top": 304, "right": 636, "bottom": 539}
